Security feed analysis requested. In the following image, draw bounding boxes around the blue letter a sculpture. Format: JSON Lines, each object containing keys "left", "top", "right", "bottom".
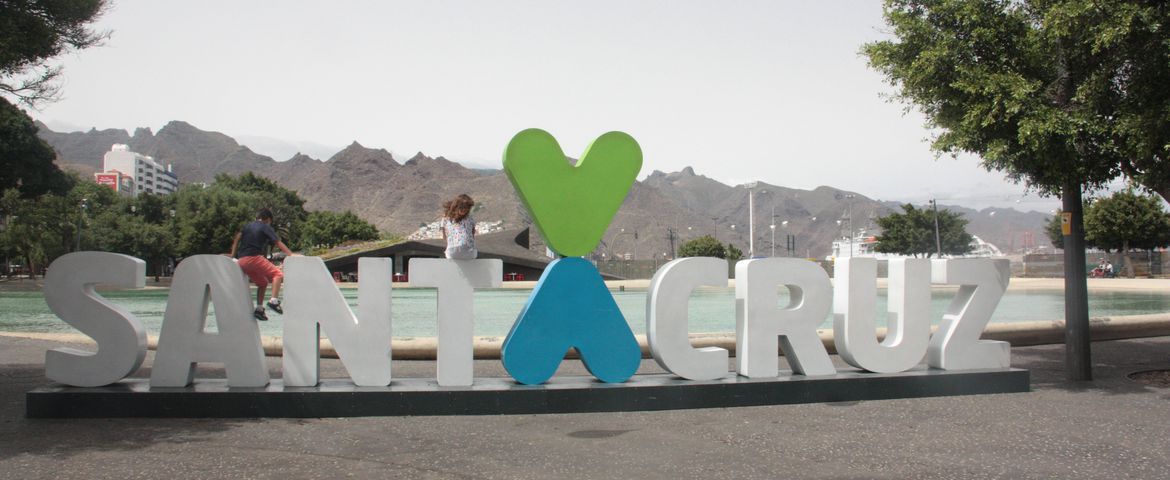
{"left": 501, "top": 258, "right": 641, "bottom": 385}
{"left": 500, "top": 129, "right": 643, "bottom": 385}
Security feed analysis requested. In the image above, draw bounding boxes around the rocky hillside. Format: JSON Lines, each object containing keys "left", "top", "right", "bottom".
{"left": 38, "top": 121, "right": 1054, "bottom": 259}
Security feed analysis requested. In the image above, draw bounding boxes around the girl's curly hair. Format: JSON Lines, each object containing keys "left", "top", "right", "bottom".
{"left": 442, "top": 194, "right": 474, "bottom": 222}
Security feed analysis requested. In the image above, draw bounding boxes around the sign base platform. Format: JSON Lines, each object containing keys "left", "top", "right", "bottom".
{"left": 27, "top": 367, "right": 1029, "bottom": 418}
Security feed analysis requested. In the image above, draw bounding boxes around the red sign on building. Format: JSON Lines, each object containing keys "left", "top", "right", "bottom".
{"left": 95, "top": 173, "right": 119, "bottom": 187}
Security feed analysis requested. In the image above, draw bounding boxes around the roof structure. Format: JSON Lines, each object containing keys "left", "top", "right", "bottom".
{"left": 323, "top": 229, "right": 553, "bottom": 279}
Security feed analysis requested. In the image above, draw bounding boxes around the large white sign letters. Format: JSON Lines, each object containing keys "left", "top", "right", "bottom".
{"left": 409, "top": 258, "right": 503, "bottom": 386}
{"left": 834, "top": 258, "right": 932, "bottom": 373}
{"left": 928, "top": 258, "right": 1012, "bottom": 370}
{"left": 43, "top": 252, "right": 148, "bottom": 387}
{"left": 735, "top": 258, "right": 837, "bottom": 378}
{"left": 150, "top": 255, "right": 269, "bottom": 388}
{"left": 42, "top": 252, "right": 1011, "bottom": 387}
{"left": 647, "top": 257, "right": 730, "bottom": 381}
{"left": 283, "top": 257, "right": 393, "bottom": 387}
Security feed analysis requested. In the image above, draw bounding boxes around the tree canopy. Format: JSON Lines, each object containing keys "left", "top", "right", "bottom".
{"left": 865, "top": 0, "right": 1130, "bottom": 196}
{"left": 874, "top": 204, "right": 973, "bottom": 258}
{"left": 0, "top": 0, "right": 109, "bottom": 105}
{"left": 678, "top": 235, "right": 727, "bottom": 259}
{"left": 862, "top": 0, "right": 1164, "bottom": 379}
{"left": 2, "top": 172, "right": 386, "bottom": 278}
{"left": 302, "top": 210, "right": 380, "bottom": 250}
{"left": 1084, "top": 189, "right": 1170, "bottom": 253}
{"left": 172, "top": 183, "right": 255, "bottom": 257}
{"left": 0, "top": 97, "right": 72, "bottom": 197}
{"left": 0, "top": 0, "right": 104, "bottom": 224}
{"left": 725, "top": 243, "right": 744, "bottom": 262}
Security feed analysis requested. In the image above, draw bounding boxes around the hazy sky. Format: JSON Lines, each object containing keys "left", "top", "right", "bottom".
{"left": 35, "top": 1, "right": 1064, "bottom": 212}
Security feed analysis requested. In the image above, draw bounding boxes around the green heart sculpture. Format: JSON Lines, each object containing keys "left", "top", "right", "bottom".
{"left": 504, "top": 129, "right": 642, "bottom": 257}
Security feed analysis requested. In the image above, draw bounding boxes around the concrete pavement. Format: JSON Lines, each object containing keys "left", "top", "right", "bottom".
{"left": 1, "top": 334, "right": 1169, "bottom": 479}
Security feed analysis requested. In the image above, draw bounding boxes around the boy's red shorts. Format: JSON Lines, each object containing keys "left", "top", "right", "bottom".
{"left": 238, "top": 255, "right": 283, "bottom": 289}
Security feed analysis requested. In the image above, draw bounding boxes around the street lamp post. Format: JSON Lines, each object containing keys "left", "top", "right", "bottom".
{"left": 612, "top": 228, "right": 638, "bottom": 261}
{"left": 728, "top": 224, "right": 737, "bottom": 257}
{"left": 807, "top": 216, "right": 816, "bottom": 258}
{"left": 75, "top": 198, "right": 88, "bottom": 252}
{"left": 930, "top": 198, "right": 941, "bottom": 257}
{"left": 845, "top": 194, "right": 855, "bottom": 257}
{"left": 781, "top": 220, "right": 790, "bottom": 256}
{"left": 745, "top": 182, "right": 760, "bottom": 258}
{"left": 769, "top": 223, "right": 776, "bottom": 256}
{"left": 665, "top": 227, "right": 679, "bottom": 258}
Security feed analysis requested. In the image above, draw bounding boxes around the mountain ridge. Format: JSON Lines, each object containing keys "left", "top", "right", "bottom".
{"left": 36, "top": 120, "right": 1054, "bottom": 258}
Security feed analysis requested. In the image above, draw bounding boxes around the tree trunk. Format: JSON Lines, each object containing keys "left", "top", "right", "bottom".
{"left": 1063, "top": 181, "right": 1092, "bottom": 381}
{"left": 1122, "top": 241, "right": 1134, "bottom": 278}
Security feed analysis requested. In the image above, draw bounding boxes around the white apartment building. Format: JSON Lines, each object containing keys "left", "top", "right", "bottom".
{"left": 101, "top": 144, "right": 179, "bottom": 196}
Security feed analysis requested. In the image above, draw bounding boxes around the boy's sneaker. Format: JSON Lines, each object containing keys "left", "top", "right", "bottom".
{"left": 266, "top": 299, "right": 283, "bottom": 314}
{"left": 253, "top": 307, "right": 268, "bottom": 321}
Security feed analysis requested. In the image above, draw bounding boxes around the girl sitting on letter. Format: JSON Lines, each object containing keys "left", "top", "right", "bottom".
{"left": 441, "top": 194, "right": 477, "bottom": 259}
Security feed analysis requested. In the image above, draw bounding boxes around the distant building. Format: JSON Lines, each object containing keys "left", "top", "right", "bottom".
{"left": 407, "top": 219, "right": 506, "bottom": 241}
{"left": 93, "top": 171, "right": 135, "bottom": 197}
{"left": 99, "top": 144, "right": 178, "bottom": 196}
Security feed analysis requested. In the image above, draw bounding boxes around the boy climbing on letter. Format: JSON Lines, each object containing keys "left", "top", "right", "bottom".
{"left": 230, "top": 208, "right": 297, "bottom": 321}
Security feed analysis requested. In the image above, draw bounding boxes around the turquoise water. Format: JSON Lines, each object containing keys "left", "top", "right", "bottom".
{"left": 3, "top": 287, "right": 1170, "bottom": 338}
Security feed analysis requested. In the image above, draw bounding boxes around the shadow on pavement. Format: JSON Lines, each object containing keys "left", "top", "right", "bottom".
{"left": 1018, "top": 337, "right": 1170, "bottom": 397}
{"left": 0, "top": 363, "right": 258, "bottom": 463}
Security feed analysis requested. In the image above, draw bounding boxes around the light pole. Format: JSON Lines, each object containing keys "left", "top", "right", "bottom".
{"left": 75, "top": 198, "right": 88, "bottom": 251}
{"left": 612, "top": 228, "right": 637, "bottom": 261}
{"left": 930, "top": 198, "right": 941, "bottom": 257}
{"left": 845, "top": 194, "right": 855, "bottom": 257}
{"left": 745, "top": 182, "right": 760, "bottom": 258}
{"left": 769, "top": 223, "right": 776, "bottom": 256}
{"left": 633, "top": 228, "right": 638, "bottom": 261}
{"left": 749, "top": 190, "right": 754, "bottom": 258}
{"left": 781, "top": 220, "right": 790, "bottom": 256}
{"left": 807, "top": 216, "right": 816, "bottom": 258}
{"left": 665, "top": 227, "right": 679, "bottom": 258}
{"left": 729, "top": 224, "right": 736, "bottom": 257}
{"left": 769, "top": 204, "right": 777, "bottom": 257}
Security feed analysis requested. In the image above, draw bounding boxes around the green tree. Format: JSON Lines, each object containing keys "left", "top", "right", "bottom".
{"left": 1084, "top": 189, "right": 1170, "bottom": 277}
{"left": 130, "top": 192, "right": 177, "bottom": 225}
{"left": 0, "top": 175, "right": 119, "bottom": 276}
{"left": 213, "top": 172, "right": 308, "bottom": 248}
{"left": 172, "top": 184, "right": 256, "bottom": 257}
{"left": 1, "top": 0, "right": 109, "bottom": 105}
{"left": 87, "top": 203, "right": 175, "bottom": 280}
{"left": 1059, "top": 3, "right": 1170, "bottom": 204}
{"left": 0, "top": 188, "right": 50, "bottom": 277}
{"left": 0, "top": 0, "right": 107, "bottom": 263}
{"left": 1045, "top": 210, "right": 1065, "bottom": 250}
{"left": 302, "top": 210, "right": 380, "bottom": 249}
{"left": 0, "top": 98, "right": 72, "bottom": 197}
{"left": 677, "top": 235, "right": 727, "bottom": 258}
{"left": 863, "top": 0, "right": 1149, "bottom": 380}
{"left": 725, "top": 243, "right": 744, "bottom": 262}
{"left": 874, "top": 204, "right": 973, "bottom": 258}
{"left": 66, "top": 175, "right": 120, "bottom": 253}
